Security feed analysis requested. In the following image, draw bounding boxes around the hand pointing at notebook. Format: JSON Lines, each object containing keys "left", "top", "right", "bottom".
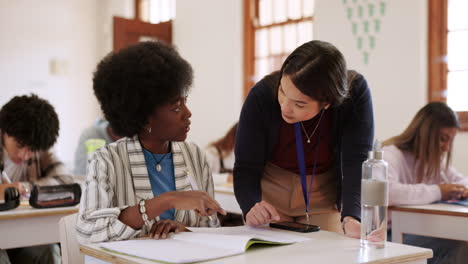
{"left": 167, "top": 191, "right": 226, "bottom": 216}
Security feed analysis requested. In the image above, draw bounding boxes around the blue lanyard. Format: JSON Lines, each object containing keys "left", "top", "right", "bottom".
{"left": 294, "top": 121, "right": 322, "bottom": 215}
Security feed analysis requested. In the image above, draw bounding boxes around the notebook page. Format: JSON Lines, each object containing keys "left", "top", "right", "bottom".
{"left": 100, "top": 232, "right": 250, "bottom": 263}
{"left": 188, "top": 226, "right": 310, "bottom": 243}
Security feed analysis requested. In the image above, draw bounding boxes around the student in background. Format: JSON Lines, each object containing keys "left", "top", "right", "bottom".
{"left": 77, "top": 41, "right": 225, "bottom": 244}
{"left": 206, "top": 122, "right": 237, "bottom": 175}
{"left": 206, "top": 123, "right": 243, "bottom": 226}
{"left": 0, "top": 94, "right": 73, "bottom": 264}
{"left": 234, "top": 40, "right": 374, "bottom": 237}
{"left": 73, "top": 119, "right": 122, "bottom": 176}
{"left": 383, "top": 102, "right": 468, "bottom": 264}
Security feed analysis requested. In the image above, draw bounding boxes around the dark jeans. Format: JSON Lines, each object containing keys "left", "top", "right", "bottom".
{"left": 0, "top": 244, "right": 61, "bottom": 264}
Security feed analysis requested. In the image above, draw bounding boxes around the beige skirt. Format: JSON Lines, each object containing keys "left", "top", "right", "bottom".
{"left": 261, "top": 162, "right": 342, "bottom": 233}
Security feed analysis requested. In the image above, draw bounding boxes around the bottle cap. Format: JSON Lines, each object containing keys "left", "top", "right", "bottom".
{"left": 373, "top": 139, "right": 384, "bottom": 160}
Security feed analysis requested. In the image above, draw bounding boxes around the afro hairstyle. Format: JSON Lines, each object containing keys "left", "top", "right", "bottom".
{"left": 93, "top": 41, "right": 193, "bottom": 137}
{"left": 0, "top": 94, "right": 59, "bottom": 151}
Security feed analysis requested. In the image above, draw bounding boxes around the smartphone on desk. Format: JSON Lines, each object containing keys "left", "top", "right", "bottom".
{"left": 269, "top": 221, "right": 320, "bottom": 233}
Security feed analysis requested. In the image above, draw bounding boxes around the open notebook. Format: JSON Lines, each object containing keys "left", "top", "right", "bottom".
{"left": 99, "top": 226, "right": 310, "bottom": 263}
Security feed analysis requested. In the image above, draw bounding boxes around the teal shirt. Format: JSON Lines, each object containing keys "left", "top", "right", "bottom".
{"left": 143, "top": 149, "right": 176, "bottom": 220}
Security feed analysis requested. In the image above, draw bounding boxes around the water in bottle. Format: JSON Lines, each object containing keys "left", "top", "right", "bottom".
{"left": 361, "top": 140, "right": 388, "bottom": 248}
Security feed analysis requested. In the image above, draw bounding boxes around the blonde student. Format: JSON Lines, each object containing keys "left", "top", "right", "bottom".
{"left": 383, "top": 102, "right": 468, "bottom": 264}
{"left": 76, "top": 41, "right": 225, "bottom": 244}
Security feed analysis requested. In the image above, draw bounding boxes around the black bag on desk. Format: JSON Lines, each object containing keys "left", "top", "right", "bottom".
{"left": 29, "top": 183, "right": 81, "bottom": 208}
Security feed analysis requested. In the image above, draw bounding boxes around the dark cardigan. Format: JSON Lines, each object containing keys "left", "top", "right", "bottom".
{"left": 233, "top": 71, "right": 374, "bottom": 221}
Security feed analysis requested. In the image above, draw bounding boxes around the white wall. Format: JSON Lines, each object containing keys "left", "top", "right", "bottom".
{"left": 174, "top": 0, "right": 243, "bottom": 149}
{"left": 315, "top": 0, "right": 468, "bottom": 175}
{"left": 0, "top": 0, "right": 100, "bottom": 167}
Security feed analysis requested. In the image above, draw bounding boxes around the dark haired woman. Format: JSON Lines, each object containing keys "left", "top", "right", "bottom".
{"left": 234, "top": 40, "right": 374, "bottom": 238}
{"left": 383, "top": 102, "right": 467, "bottom": 264}
{"left": 0, "top": 94, "right": 72, "bottom": 264}
{"left": 77, "top": 41, "right": 225, "bottom": 244}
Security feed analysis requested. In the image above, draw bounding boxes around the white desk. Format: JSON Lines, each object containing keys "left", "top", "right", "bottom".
{"left": 390, "top": 203, "right": 468, "bottom": 243}
{"left": 0, "top": 203, "right": 78, "bottom": 249}
{"left": 214, "top": 183, "right": 242, "bottom": 215}
{"left": 81, "top": 229, "right": 432, "bottom": 264}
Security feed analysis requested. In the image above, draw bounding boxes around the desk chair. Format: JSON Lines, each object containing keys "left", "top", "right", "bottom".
{"left": 59, "top": 213, "right": 84, "bottom": 264}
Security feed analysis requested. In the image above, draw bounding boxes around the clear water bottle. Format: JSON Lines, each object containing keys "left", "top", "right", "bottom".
{"left": 361, "top": 140, "right": 389, "bottom": 248}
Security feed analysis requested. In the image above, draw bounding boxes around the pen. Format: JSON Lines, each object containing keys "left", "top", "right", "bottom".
{"left": 208, "top": 215, "right": 213, "bottom": 222}
{"left": 2, "top": 171, "right": 11, "bottom": 184}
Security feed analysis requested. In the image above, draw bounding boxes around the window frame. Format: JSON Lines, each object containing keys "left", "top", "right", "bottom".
{"left": 428, "top": 0, "right": 468, "bottom": 131}
{"left": 243, "top": 0, "right": 314, "bottom": 97}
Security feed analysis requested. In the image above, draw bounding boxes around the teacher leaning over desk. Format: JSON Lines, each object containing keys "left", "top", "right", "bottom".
{"left": 234, "top": 40, "right": 374, "bottom": 238}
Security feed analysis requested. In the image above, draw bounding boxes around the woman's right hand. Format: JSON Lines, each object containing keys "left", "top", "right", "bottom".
{"left": 438, "top": 184, "right": 465, "bottom": 200}
{"left": 245, "top": 200, "right": 280, "bottom": 226}
{"left": 165, "top": 191, "right": 226, "bottom": 216}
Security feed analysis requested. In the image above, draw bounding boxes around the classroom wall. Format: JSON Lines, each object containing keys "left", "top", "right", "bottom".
{"left": 315, "top": 0, "right": 468, "bottom": 175}
{"left": 0, "top": 0, "right": 100, "bottom": 167}
{"left": 174, "top": 0, "right": 243, "bottom": 149}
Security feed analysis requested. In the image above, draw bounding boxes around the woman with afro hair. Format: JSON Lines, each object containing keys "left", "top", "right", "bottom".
{"left": 0, "top": 94, "right": 72, "bottom": 264}
{"left": 77, "top": 41, "right": 225, "bottom": 244}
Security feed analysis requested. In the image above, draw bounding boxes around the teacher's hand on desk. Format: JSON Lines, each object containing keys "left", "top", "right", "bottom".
{"left": 342, "top": 216, "right": 360, "bottom": 239}
{"left": 245, "top": 200, "right": 280, "bottom": 226}
{"left": 149, "top": 220, "right": 189, "bottom": 239}
{"left": 166, "top": 190, "right": 227, "bottom": 216}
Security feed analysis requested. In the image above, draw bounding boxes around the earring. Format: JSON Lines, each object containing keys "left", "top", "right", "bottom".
{"left": 147, "top": 127, "right": 152, "bottom": 134}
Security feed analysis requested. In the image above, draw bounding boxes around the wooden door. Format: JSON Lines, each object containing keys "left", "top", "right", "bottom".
{"left": 113, "top": 16, "right": 172, "bottom": 51}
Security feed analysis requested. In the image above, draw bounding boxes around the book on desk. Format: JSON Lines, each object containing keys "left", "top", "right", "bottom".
{"left": 98, "top": 226, "right": 310, "bottom": 264}
{"left": 440, "top": 199, "right": 468, "bottom": 206}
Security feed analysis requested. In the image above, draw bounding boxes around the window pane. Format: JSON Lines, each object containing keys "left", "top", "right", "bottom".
{"left": 302, "top": 0, "right": 315, "bottom": 17}
{"left": 447, "top": 31, "right": 468, "bottom": 71}
{"left": 259, "top": 0, "right": 273, "bottom": 26}
{"left": 255, "top": 29, "right": 269, "bottom": 58}
{"left": 255, "top": 58, "right": 269, "bottom": 82}
{"left": 288, "top": 0, "right": 302, "bottom": 20}
{"left": 284, "top": 24, "right": 297, "bottom": 53}
{"left": 448, "top": 0, "right": 468, "bottom": 31}
{"left": 297, "top": 21, "right": 313, "bottom": 46}
{"left": 447, "top": 71, "right": 468, "bottom": 111}
{"left": 272, "top": 56, "right": 284, "bottom": 72}
{"left": 273, "top": 0, "right": 287, "bottom": 23}
{"left": 269, "top": 26, "right": 283, "bottom": 55}
{"left": 140, "top": 0, "right": 150, "bottom": 22}
{"left": 149, "top": 0, "right": 175, "bottom": 23}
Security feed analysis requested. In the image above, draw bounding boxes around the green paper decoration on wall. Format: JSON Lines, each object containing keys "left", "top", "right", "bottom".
{"left": 342, "top": 0, "right": 387, "bottom": 64}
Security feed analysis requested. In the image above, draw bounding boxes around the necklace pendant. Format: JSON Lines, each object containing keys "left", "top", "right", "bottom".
{"left": 307, "top": 139, "right": 311, "bottom": 144}
{"left": 156, "top": 164, "right": 162, "bottom": 172}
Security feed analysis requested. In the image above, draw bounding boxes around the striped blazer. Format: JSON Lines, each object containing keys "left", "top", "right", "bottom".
{"left": 76, "top": 135, "right": 219, "bottom": 244}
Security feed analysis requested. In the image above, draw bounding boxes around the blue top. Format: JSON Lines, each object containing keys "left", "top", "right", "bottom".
{"left": 143, "top": 149, "right": 176, "bottom": 220}
{"left": 233, "top": 71, "right": 374, "bottom": 221}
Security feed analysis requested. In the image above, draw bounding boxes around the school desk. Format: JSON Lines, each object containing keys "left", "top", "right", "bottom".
{"left": 390, "top": 203, "right": 468, "bottom": 243}
{"left": 0, "top": 203, "right": 78, "bottom": 249}
{"left": 80, "top": 229, "right": 432, "bottom": 264}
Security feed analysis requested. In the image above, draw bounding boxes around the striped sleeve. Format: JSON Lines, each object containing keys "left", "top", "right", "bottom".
{"left": 76, "top": 149, "right": 140, "bottom": 244}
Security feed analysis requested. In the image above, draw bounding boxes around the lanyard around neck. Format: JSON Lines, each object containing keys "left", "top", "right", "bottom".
{"left": 294, "top": 121, "right": 322, "bottom": 215}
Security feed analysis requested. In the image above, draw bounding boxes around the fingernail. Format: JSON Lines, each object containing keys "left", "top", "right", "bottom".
{"left": 154, "top": 234, "right": 159, "bottom": 239}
